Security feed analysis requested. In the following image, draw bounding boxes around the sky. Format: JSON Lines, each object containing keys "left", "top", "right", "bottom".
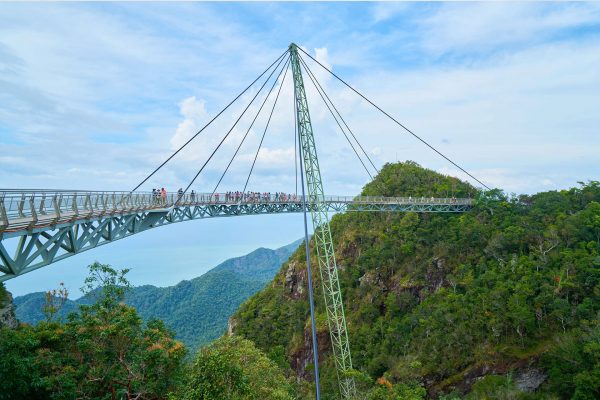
{"left": 2, "top": 2, "right": 599, "bottom": 297}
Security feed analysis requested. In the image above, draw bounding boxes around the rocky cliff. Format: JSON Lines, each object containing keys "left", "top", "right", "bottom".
{"left": 0, "top": 286, "right": 18, "bottom": 329}
{"left": 229, "top": 162, "right": 600, "bottom": 399}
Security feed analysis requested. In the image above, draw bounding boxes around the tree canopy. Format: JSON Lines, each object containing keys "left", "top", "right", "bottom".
{"left": 0, "top": 262, "right": 186, "bottom": 400}
{"left": 233, "top": 162, "right": 600, "bottom": 399}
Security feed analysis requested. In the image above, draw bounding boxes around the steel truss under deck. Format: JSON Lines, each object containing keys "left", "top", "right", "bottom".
{"left": 0, "top": 190, "right": 471, "bottom": 282}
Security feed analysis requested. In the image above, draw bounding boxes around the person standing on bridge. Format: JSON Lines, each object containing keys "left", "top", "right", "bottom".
{"left": 161, "top": 188, "right": 166, "bottom": 205}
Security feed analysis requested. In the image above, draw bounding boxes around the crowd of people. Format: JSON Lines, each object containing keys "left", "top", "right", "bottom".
{"left": 221, "top": 191, "right": 299, "bottom": 203}
{"left": 148, "top": 188, "right": 464, "bottom": 207}
{"left": 149, "top": 189, "right": 299, "bottom": 205}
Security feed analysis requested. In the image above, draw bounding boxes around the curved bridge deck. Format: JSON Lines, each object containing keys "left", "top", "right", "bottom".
{"left": 0, "top": 190, "right": 473, "bottom": 281}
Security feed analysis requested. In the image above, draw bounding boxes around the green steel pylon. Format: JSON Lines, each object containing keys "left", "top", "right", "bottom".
{"left": 289, "top": 43, "right": 356, "bottom": 398}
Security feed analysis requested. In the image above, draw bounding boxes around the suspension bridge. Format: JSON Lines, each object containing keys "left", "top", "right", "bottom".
{"left": 0, "top": 43, "right": 487, "bottom": 399}
{"left": 0, "top": 190, "right": 472, "bottom": 280}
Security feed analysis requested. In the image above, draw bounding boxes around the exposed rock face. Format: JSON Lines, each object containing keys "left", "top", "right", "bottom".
{"left": 290, "top": 323, "right": 330, "bottom": 381}
{"left": 0, "top": 289, "right": 19, "bottom": 329}
{"left": 284, "top": 260, "right": 306, "bottom": 299}
{"left": 227, "top": 316, "right": 237, "bottom": 336}
{"left": 359, "top": 270, "right": 385, "bottom": 288}
{"left": 427, "top": 256, "right": 446, "bottom": 293}
{"left": 434, "top": 360, "right": 546, "bottom": 397}
{"left": 340, "top": 240, "right": 360, "bottom": 260}
{"left": 515, "top": 368, "right": 547, "bottom": 392}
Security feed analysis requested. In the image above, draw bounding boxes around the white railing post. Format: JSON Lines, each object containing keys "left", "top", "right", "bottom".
{"left": 39, "top": 194, "right": 46, "bottom": 215}
{"left": 18, "top": 194, "right": 25, "bottom": 218}
{"left": 29, "top": 195, "right": 38, "bottom": 224}
{"left": 71, "top": 194, "right": 79, "bottom": 217}
{"left": 0, "top": 196, "right": 8, "bottom": 230}
{"left": 52, "top": 195, "right": 61, "bottom": 224}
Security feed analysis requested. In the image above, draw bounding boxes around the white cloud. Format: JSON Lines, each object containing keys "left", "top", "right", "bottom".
{"left": 0, "top": 2, "right": 598, "bottom": 197}
{"left": 314, "top": 47, "right": 331, "bottom": 71}
{"left": 170, "top": 96, "right": 208, "bottom": 149}
{"left": 371, "top": 2, "right": 410, "bottom": 23}
{"left": 3, "top": 2, "right": 600, "bottom": 295}
{"left": 542, "top": 179, "right": 554, "bottom": 186}
{"left": 421, "top": 3, "right": 600, "bottom": 55}
{"left": 256, "top": 146, "right": 295, "bottom": 166}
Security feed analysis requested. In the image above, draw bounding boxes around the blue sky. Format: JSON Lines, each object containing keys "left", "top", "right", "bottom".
{"left": 2, "top": 2, "right": 599, "bottom": 297}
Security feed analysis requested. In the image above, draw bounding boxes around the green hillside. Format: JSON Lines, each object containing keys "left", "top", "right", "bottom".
{"left": 15, "top": 240, "right": 301, "bottom": 351}
{"left": 232, "top": 162, "right": 600, "bottom": 399}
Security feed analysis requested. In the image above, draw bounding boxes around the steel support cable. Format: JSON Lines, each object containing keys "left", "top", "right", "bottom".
{"left": 130, "top": 49, "right": 289, "bottom": 193}
{"left": 299, "top": 56, "right": 373, "bottom": 181}
{"left": 300, "top": 56, "right": 388, "bottom": 196}
{"left": 299, "top": 55, "right": 379, "bottom": 175}
{"left": 241, "top": 60, "right": 290, "bottom": 194}
{"left": 177, "top": 53, "right": 289, "bottom": 203}
{"left": 296, "top": 47, "right": 491, "bottom": 190}
{"left": 211, "top": 57, "right": 291, "bottom": 196}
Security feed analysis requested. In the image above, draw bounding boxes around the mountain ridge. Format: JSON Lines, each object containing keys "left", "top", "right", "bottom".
{"left": 15, "top": 238, "right": 302, "bottom": 351}
{"left": 231, "top": 161, "right": 600, "bottom": 398}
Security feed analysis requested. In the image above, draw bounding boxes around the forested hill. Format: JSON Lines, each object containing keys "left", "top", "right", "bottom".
{"left": 231, "top": 161, "right": 600, "bottom": 399}
{"left": 15, "top": 239, "right": 301, "bottom": 351}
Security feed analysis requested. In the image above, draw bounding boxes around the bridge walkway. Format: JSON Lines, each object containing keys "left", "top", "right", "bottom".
{"left": 0, "top": 190, "right": 473, "bottom": 281}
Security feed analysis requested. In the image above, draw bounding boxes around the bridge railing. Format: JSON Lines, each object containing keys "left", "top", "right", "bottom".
{"left": 0, "top": 190, "right": 474, "bottom": 232}
{"left": 0, "top": 191, "right": 156, "bottom": 232}
{"left": 330, "top": 195, "right": 473, "bottom": 205}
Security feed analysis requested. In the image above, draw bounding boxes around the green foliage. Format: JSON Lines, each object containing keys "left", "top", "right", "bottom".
{"left": 178, "top": 335, "right": 294, "bottom": 400}
{"left": 15, "top": 244, "right": 299, "bottom": 351}
{"left": 42, "top": 282, "right": 69, "bottom": 322}
{"left": 0, "top": 325, "right": 45, "bottom": 399}
{"left": 361, "top": 377, "right": 426, "bottom": 400}
{"left": 0, "top": 262, "right": 186, "bottom": 400}
{"left": 466, "top": 375, "right": 520, "bottom": 400}
{"left": 543, "top": 314, "right": 600, "bottom": 400}
{"left": 362, "top": 161, "right": 476, "bottom": 198}
{"left": 233, "top": 247, "right": 309, "bottom": 354}
{"left": 0, "top": 283, "right": 7, "bottom": 305}
{"left": 232, "top": 162, "right": 600, "bottom": 398}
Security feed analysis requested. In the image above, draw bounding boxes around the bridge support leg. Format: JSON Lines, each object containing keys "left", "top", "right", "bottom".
{"left": 290, "top": 43, "right": 356, "bottom": 398}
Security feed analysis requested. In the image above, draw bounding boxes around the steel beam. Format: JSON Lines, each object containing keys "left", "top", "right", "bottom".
{"left": 290, "top": 43, "right": 356, "bottom": 398}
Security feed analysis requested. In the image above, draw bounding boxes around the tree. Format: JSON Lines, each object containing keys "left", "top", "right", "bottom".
{"left": 179, "top": 335, "right": 293, "bottom": 400}
{"left": 580, "top": 202, "right": 600, "bottom": 244}
{"left": 507, "top": 293, "right": 535, "bottom": 345}
{"left": 365, "top": 377, "right": 426, "bottom": 400}
{"left": 38, "top": 262, "right": 186, "bottom": 399}
{"left": 231, "top": 162, "right": 600, "bottom": 398}
{"left": 544, "top": 315, "right": 600, "bottom": 400}
{"left": 42, "top": 282, "right": 69, "bottom": 322}
{"left": 550, "top": 298, "right": 571, "bottom": 333}
{"left": 0, "top": 326, "right": 47, "bottom": 399}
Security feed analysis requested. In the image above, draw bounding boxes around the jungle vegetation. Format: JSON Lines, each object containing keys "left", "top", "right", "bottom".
{"left": 1, "top": 162, "right": 598, "bottom": 399}
{"left": 13, "top": 242, "right": 299, "bottom": 351}
{"left": 232, "top": 162, "right": 600, "bottom": 399}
